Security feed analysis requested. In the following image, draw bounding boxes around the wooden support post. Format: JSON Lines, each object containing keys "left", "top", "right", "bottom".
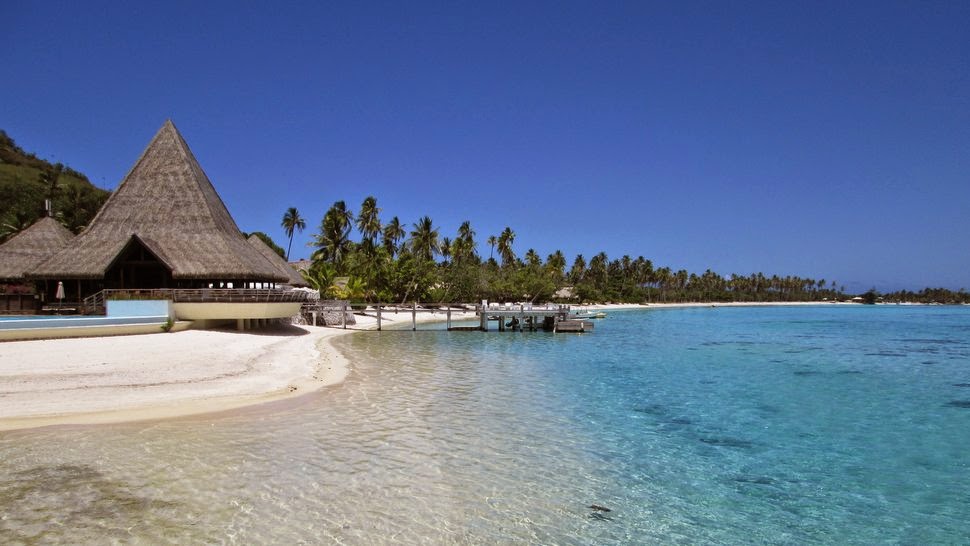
{"left": 480, "top": 307, "right": 488, "bottom": 331}
{"left": 499, "top": 315, "right": 505, "bottom": 332}
{"left": 412, "top": 302, "right": 417, "bottom": 331}
{"left": 341, "top": 303, "right": 347, "bottom": 329}
{"left": 446, "top": 308, "right": 452, "bottom": 330}
{"left": 376, "top": 304, "right": 382, "bottom": 331}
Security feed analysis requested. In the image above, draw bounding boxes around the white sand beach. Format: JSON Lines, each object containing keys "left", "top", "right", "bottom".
{"left": 0, "top": 303, "right": 853, "bottom": 431}
{"left": 0, "top": 310, "right": 475, "bottom": 431}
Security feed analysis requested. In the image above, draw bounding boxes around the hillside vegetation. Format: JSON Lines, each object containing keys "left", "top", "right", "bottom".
{"left": 0, "top": 130, "right": 109, "bottom": 242}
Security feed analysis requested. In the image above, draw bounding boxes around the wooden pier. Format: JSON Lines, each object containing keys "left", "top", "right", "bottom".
{"left": 474, "top": 302, "right": 578, "bottom": 333}
{"left": 302, "top": 301, "right": 594, "bottom": 333}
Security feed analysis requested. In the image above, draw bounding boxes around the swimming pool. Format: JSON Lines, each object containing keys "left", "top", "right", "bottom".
{"left": 0, "top": 315, "right": 168, "bottom": 330}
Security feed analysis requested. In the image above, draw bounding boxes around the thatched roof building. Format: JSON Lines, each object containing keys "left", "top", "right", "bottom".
{"left": 30, "top": 121, "right": 287, "bottom": 293}
{"left": 247, "top": 235, "right": 307, "bottom": 287}
{"left": 0, "top": 217, "right": 75, "bottom": 282}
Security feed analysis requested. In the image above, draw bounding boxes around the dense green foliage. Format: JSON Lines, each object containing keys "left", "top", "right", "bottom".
{"left": 881, "top": 288, "right": 969, "bottom": 304}
{"left": 0, "top": 130, "right": 109, "bottom": 241}
{"left": 300, "top": 196, "right": 858, "bottom": 304}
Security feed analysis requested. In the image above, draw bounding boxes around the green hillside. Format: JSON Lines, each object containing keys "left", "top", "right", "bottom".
{"left": 0, "top": 130, "right": 109, "bottom": 242}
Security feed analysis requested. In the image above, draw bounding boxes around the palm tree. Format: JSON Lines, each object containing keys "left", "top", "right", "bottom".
{"left": 381, "top": 216, "right": 406, "bottom": 257}
{"left": 545, "top": 250, "right": 566, "bottom": 278}
{"left": 312, "top": 201, "right": 353, "bottom": 266}
{"left": 456, "top": 220, "right": 477, "bottom": 262}
{"left": 449, "top": 237, "right": 467, "bottom": 265}
{"left": 569, "top": 254, "right": 586, "bottom": 284}
{"left": 487, "top": 235, "right": 497, "bottom": 260}
{"left": 620, "top": 255, "right": 632, "bottom": 295}
{"left": 655, "top": 267, "right": 671, "bottom": 302}
{"left": 497, "top": 226, "right": 515, "bottom": 266}
{"left": 356, "top": 196, "right": 382, "bottom": 245}
{"left": 440, "top": 237, "right": 452, "bottom": 264}
{"left": 407, "top": 216, "right": 440, "bottom": 261}
{"left": 524, "top": 248, "right": 541, "bottom": 267}
{"left": 281, "top": 207, "right": 306, "bottom": 260}
{"left": 458, "top": 220, "right": 476, "bottom": 246}
{"left": 588, "top": 252, "right": 608, "bottom": 291}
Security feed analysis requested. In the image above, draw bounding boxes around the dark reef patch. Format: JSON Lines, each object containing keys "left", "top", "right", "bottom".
{"left": 733, "top": 475, "right": 776, "bottom": 485}
{"left": 700, "top": 437, "right": 755, "bottom": 449}
{"left": 0, "top": 464, "right": 181, "bottom": 544}
{"left": 633, "top": 404, "right": 667, "bottom": 416}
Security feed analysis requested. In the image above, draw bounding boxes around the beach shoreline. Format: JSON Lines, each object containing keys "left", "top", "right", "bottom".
{"left": 0, "top": 310, "right": 473, "bottom": 432}
{"left": 0, "top": 302, "right": 855, "bottom": 432}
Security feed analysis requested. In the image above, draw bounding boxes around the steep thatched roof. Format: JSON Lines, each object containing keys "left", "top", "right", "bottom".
{"left": 0, "top": 216, "right": 75, "bottom": 281}
{"left": 31, "top": 121, "right": 286, "bottom": 282}
{"left": 247, "top": 235, "right": 308, "bottom": 286}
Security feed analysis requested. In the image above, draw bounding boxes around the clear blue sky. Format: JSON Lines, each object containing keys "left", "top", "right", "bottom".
{"left": 4, "top": 1, "right": 968, "bottom": 292}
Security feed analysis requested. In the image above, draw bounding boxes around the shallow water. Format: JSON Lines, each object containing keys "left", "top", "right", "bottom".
{"left": 1, "top": 305, "right": 969, "bottom": 544}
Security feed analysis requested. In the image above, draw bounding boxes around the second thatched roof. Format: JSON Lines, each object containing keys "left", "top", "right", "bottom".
{"left": 0, "top": 216, "right": 75, "bottom": 281}
{"left": 30, "top": 121, "right": 287, "bottom": 282}
{"left": 247, "top": 235, "right": 308, "bottom": 286}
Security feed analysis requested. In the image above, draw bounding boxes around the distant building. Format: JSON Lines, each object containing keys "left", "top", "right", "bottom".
{"left": 554, "top": 286, "right": 576, "bottom": 300}
{"left": 0, "top": 216, "right": 74, "bottom": 286}
{"left": 0, "top": 217, "right": 75, "bottom": 312}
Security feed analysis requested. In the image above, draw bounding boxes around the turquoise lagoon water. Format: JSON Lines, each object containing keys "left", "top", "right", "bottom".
{"left": 1, "top": 305, "right": 969, "bottom": 544}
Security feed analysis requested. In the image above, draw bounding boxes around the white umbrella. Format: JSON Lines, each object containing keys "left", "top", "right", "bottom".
{"left": 55, "top": 281, "right": 65, "bottom": 306}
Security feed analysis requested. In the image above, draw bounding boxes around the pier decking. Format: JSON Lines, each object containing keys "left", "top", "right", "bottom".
{"left": 301, "top": 302, "right": 594, "bottom": 333}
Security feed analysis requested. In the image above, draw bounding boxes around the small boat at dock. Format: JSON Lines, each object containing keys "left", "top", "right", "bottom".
{"left": 572, "top": 311, "right": 607, "bottom": 320}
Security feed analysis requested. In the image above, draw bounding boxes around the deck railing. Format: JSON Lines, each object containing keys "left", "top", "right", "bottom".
{"left": 93, "top": 288, "right": 310, "bottom": 304}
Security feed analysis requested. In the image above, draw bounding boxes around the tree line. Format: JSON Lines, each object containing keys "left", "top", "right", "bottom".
{"left": 879, "top": 288, "right": 969, "bottom": 305}
{"left": 281, "top": 197, "right": 852, "bottom": 304}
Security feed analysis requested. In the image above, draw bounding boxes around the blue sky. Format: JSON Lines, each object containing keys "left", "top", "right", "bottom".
{"left": 3, "top": 1, "right": 968, "bottom": 292}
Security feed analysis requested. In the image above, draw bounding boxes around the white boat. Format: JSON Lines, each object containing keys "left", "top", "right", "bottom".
{"left": 572, "top": 311, "right": 607, "bottom": 320}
